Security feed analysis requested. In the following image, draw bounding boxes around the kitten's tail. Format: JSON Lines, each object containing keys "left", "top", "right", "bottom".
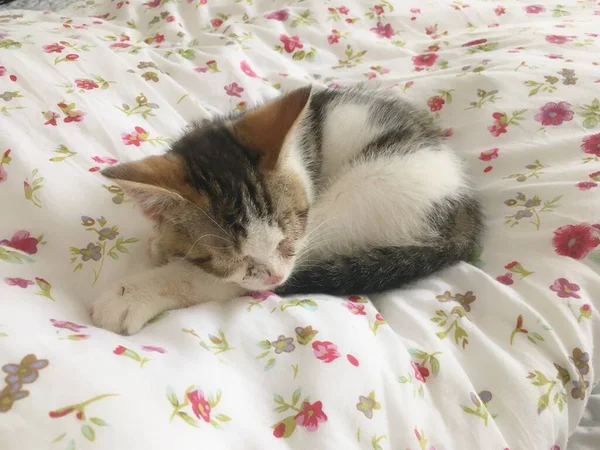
{"left": 276, "top": 242, "right": 475, "bottom": 297}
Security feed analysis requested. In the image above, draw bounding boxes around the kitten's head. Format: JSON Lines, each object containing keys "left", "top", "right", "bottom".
{"left": 102, "top": 87, "right": 311, "bottom": 291}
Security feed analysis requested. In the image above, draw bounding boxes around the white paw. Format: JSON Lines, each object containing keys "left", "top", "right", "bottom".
{"left": 91, "top": 281, "right": 165, "bottom": 335}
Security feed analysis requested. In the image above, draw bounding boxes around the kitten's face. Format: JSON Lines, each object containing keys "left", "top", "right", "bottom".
{"left": 149, "top": 168, "right": 309, "bottom": 291}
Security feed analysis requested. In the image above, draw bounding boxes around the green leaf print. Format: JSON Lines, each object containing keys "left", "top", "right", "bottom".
{"left": 183, "top": 328, "right": 235, "bottom": 355}
{"left": 431, "top": 291, "right": 475, "bottom": 348}
{"left": 49, "top": 144, "right": 77, "bottom": 162}
{"left": 24, "top": 168, "right": 43, "bottom": 208}
{"left": 504, "top": 193, "right": 562, "bottom": 231}
{"left": 81, "top": 424, "right": 95, "bottom": 441}
{"left": 505, "top": 160, "right": 546, "bottom": 183}
{"left": 577, "top": 99, "right": 600, "bottom": 129}
{"left": 89, "top": 417, "right": 108, "bottom": 426}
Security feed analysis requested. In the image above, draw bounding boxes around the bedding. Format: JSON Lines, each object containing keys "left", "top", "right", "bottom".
{"left": 1, "top": 0, "right": 599, "bottom": 449}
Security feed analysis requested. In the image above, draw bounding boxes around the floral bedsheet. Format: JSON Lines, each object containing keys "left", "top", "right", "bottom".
{"left": 1, "top": 0, "right": 600, "bottom": 449}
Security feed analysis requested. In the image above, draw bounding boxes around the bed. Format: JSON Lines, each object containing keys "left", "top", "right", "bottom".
{"left": 1, "top": 0, "right": 599, "bottom": 448}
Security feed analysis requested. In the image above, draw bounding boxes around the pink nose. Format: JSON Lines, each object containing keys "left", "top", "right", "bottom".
{"left": 265, "top": 275, "right": 283, "bottom": 286}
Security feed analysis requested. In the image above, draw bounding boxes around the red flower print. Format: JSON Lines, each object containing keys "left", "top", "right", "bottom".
{"left": 427, "top": 96, "right": 445, "bottom": 112}
{"left": 312, "top": 340, "right": 340, "bottom": 363}
{"left": 4, "top": 277, "right": 34, "bottom": 288}
{"left": 328, "top": 30, "right": 341, "bottom": 45}
{"left": 344, "top": 302, "right": 366, "bottom": 315}
{"left": 545, "top": 35, "right": 575, "bottom": 44}
{"left": 279, "top": 34, "right": 303, "bottom": 53}
{"left": 49, "top": 407, "right": 75, "bottom": 418}
{"left": 195, "top": 67, "right": 208, "bottom": 73}
{"left": 479, "top": 148, "right": 499, "bottom": 161}
{"left": 427, "top": 44, "right": 440, "bottom": 52}
{"left": 348, "top": 295, "right": 362, "bottom": 302}
{"left": 488, "top": 122, "right": 507, "bottom": 137}
{"left": 91, "top": 156, "right": 118, "bottom": 165}
{"left": 50, "top": 319, "right": 87, "bottom": 332}
{"left": 370, "top": 22, "right": 394, "bottom": 39}
{"left": 166, "top": 15, "right": 175, "bottom": 23}
{"left": 576, "top": 181, "right": 597, "bottom": 191}
{"left": 462, "top": 38, "right": 487, "bottom": 47}
{"left": 43, "top": 43, "right": 65, "bottom": 53}
{"left": 152, "top": 33, "right": 165, "bottom": 43}
{"left": 549, "top": 278, "right": 581, "bottom": 299}
{"left": 496, "top": 273, "right": 514, "bottom": 285}
{"left": 0, "top": 230, "right": 39, "bottom": 254}
{"left": 187, "top": 390, "right": 211, "bottom": 422}
{"left": 411, "top": 361, "right": 430, "bottom": 382}
{"left": 224, "top": 82, "right": 244, "bottom": 97}
{"left": 581, "top": 133, "right": 600, "bottom": 157}
{"left": 505, "top": 261, "right": 518, "bottom": 270}
{"left": 494, "top": 6, "right": 505, "bottom": 16}
{"left": 65, "top": 54, "right": 79, "bottom": 61}
{"left": 553, "top": 223, "right": 599, "bottom": 260}
{"left": 121, "top": 127, "right": 147, "bottom": 147}
{"left": 0, "top": 66, "right": 6, "bottom": 76}
{"left": 375, "top": 313, "right": 384, "bottom": 322}
{"left": 546, "top": 54, "right": 563, "bottom": 59}
{"left": 294, "top": 401, "right": 327, "bottom": 431}
{"left": 374, "top": 5, "right": 384, "bottom": 15}
{"left": 337, "top": 5, "right": 349, "bottom": 15}
{"left": 273, "top": 422, "right": 286, "bottom": 438}
{"left": 264, "top": 9, "right": 289, "bottom": 21}
{"left": 534, "top": 102, "right": 573, "bottom": 126}
{"left": 412, "top": 53, "right": 438, "bottom": 67}
{"left": 75, "top": 79, "right": 99, "bottom": 90}
{"left": 240, "top": 60, "right": 258, "bottom": 78}
{"left": 113, "top": 345, "right": 126, "bottom": 355}
{"left": 525, "top": 5, "right": 545, "bottom": 14}
{"left": 210, "top": 18, "right": 223, "bottom": 28}
{"left": 425, "top": 25, "right": 437, "bottom": 36}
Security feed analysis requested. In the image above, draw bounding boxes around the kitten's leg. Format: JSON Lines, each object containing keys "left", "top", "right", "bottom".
{"left": 91, "top": 260, "right": 243, "bottom": 335}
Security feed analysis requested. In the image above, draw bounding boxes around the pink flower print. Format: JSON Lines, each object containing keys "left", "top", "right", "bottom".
{"left": 494, "top": 6, "right": 505, "bottom": 16}
{"left": 0, "top": 230, "right": 39, "bottom": 254}
{"left": 410, "top": 8, "right": 421, "bottom": 14}
{"left": 374, "top": 5, "right": 384, "bottom": 15}
{"left": 549, "top": 278, "right": 581, "bottom": 299}
{"left": 462, "top": 38, "right": 487, "bottom": 47}
{"left": 210, "top": 18, "right": 223, "bottom": 28}
{"left": 412, "top": 53, "right": 438, "bottom": 67}
{"left": 427, "top": 96, "right": 445, "bottom": 112}
{"left": 294, "top": 401, "right": 327, "bottom": 431}
{"left": 488, "top": 112, "right": 508, "bottom": 137}
{"left": 75, "top": 79, "right": 99, "bottom": 90}
{"left": 496, "top": 273, "right": 514, "bottom": 285}
{"left": 109, "top": 42, "right": 131, "bottom": 49}
{"left": 187, "top": 390, "right": 211, "bottom": 422}
{"left": 0, "top": 66, "right": 5, "bottom": 76}
{"left": 121, "top": 127, "right": 147, "bottom": 147}
{"left": 166, "top": 15, "right": 175, "bottom": 23}
{"left": 65, "top": 54, "right": 79, "bottom": 61}
{"left": 279, "top": 34, "right": 303, "bottom": 53}
{"left": 328, "top": 29, "right": 341, "bottom": 45}
{"left": 4, "top": 277, "right": 34, "bottom": 288}
{"left": 240, "top": 60, "right": 258, "bottom": 78}
{"left": 525, "top": 5, "right": 545, "bottom": 14}
{"left": 143, "top": 0, "right": 161, "bottom": 7}
{"left": 91, "top": 156, "right": 118, "bottom": 165}
{"left": 43, "top": 43, "right": 65, "bottom": 53}
{"left": 479, "top": 148, "right": 499, "bottom": 161}
{"left": 50, "top": 319, "right": 87, "bottom": 332}
{"left": 534, "top": 102, "right": 573, "bottom": 126}
{"left": 194, "top": 67, "right": 208, "bottom": 73}
{"left": 581, "top": 133, "right": 600, "bottom": 157}
{"left": 0, "top": 166, "right": 7, "bottom": 184}
{"left": 344, "top": 302, "right": 366, "bottom": 315}
{"left": 425, "top": 25, "right": 437, "bottom": 36}
{"left": 370, "top": 22, "right": 394, "bottom": 39}
{"left": 553, "top": 223, "right": 599, "bottom": 260}
{"left": 224, "top": 82, "right": 244, "bottom": 97}
{"left": 576, "top": 181, "right": 597, "bottom": 191}
{"left": 43, "top": 111, "right": 59, "bottom": 126}
{"left": 312, "top": 340, "right": 340, "bottom": 363}
{"left": 411, "top": 361, "right": 430, "bottom": 383}
{"left": 141, "top": 345, "right": 167, "bottom": 353}
{"left": 545, "top": 54, "right": 563, "bottom": 59}
{"left": 264, "top": 9, "right": 289, "bottom": 21}
{"left": 113, "top": 345, "right": 126, "bottom": 355}
{"left": 545, "top": 35, "right": 575, "bottom": 44}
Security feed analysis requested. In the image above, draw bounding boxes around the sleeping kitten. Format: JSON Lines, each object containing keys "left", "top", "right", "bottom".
{"left": 91, "top": 86, "right": 483, "bottom": 335}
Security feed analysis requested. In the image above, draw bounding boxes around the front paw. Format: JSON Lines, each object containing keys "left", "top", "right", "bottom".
{"left": 91, "top": 282, "right": 164, "bottom": 335}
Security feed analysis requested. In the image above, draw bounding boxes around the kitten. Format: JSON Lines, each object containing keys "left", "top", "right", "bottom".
{"left": 91, "top": 86, "right": 483, "bottom": 335}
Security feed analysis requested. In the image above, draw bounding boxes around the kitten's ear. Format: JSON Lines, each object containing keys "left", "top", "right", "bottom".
{"left": 101, "top": 155, "right": 187, "bottom": 220}
{"left": 232, "top": 86, "right": 311, "bottom": 170}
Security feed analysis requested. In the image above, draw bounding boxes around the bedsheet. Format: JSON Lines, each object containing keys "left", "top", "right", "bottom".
{"left": 1, "top": 0, "right": 599, "bottom": 449}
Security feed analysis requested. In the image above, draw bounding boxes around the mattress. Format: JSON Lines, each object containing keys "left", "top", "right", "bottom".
{"left": 1, "top": 0, "right": 599, "bottom": 449}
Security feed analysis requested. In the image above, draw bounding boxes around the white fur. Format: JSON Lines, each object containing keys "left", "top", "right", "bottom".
{"left": 306, "top": 147, "right": 467, "bottom": 258}
{"left": 320, "top": 103, "right": 382, "bottom": 179}
{"left": 91, "top": 260, "right": 244, "bottom": 335}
